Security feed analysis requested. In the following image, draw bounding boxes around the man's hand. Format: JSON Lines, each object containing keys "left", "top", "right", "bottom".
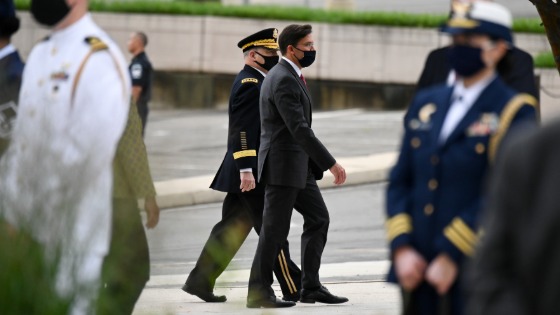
{"left": 240, "top": 171, "right": 256, "bottom": 192}
{"left": 394, "top": 246, "right": 428, "bottom": 291}
{"left": 425, "top": 253, "right": 458, "bottom": 295}
{"left": 144, "top": 196, "right": 160, "bottom": 229}
{"left": 329, "top": 163, "right": 346, "bottom": 185}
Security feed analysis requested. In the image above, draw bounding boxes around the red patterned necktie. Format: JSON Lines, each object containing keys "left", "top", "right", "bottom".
{"left": 300, "top": 74, "right": 307, "bottom": 86}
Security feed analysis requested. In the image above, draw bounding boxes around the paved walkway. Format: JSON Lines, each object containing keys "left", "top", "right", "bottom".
{"left": 135, "top": 261, "right": 400, "bottom": 315}
{"left": 133, "top": 109, "right": 404, "bottom": 314}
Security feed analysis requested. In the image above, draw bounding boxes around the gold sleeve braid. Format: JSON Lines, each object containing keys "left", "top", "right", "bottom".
{"left": 113, "top": 102, "right": 156, "bottom": 199}
{"left": 488, "top": 93, "right": 538, "bottom": 163}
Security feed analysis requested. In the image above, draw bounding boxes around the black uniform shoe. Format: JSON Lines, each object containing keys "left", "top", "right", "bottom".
{"left": 181, "top": 283, "right": 227, "bottom": 302}
{"left": 282, "top": 291, "right": 301, "bottom": 302}
{"left": 300, "top": 286, "right": 349, "bottom": 304}
{"left": 246, "top": 296, "right": 296, "bottom": 308}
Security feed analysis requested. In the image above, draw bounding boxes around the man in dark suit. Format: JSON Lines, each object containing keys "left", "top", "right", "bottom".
{"left": 417, "top": 0, "right": 539, "bottom": 101}
{"left": 466, "top": 121, "right": 560, "bottom": 315}
{"left": 182, "top": 28, "right": 302, "bottom": 303}
{"left": 247, "top": 24, "right": 348, "bottom": 309}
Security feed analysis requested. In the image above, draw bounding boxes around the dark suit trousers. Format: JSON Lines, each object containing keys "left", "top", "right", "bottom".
{"left": 248, "top": 173, "right": 330, "bottom": 299}
{"left": 97, "top": 198, "right": 150, "bottom": 315}
{"left": 186, "top": 192, "right": 301, "bottom": 297}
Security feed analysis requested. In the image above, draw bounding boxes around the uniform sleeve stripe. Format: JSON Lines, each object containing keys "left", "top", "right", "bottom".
{"left": 444, "top": 226, "right": 475, "bottom": 256}
{"left": 385, "top": 214, "right": 412, "bottom": 242}
{"left": 387, "top": 225, "right": 412, "bottom": 242}
{"left": 450, "top": 218, "right": 478, "bottom": 246}
{"left": 233, "top": 150, "right": 257, "bottom": 159}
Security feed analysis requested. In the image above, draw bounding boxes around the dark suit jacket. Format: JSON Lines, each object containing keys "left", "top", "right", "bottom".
{"left": 467, "top": 121, "right": 560, "bottom": 315}
{"left": 258, "top": 59, "right": 335, "bottom": 189}
{"left": 211, "top": 65, "right": 264, "bottom": 193}
{"left": 417, "top": 46, "right": 539, "bottom": 100}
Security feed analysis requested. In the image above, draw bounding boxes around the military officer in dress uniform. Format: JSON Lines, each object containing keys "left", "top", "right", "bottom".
{"left": 0, "top": 0, "right": 130, "bottom": 314}
{"left": 385, "top": 2, "right": 537, "bottom": 315}
{"left": 0, "top": 0, "right": 24, "bottom": 156}
{"left": 182, "top": 28, "right": 302, "bottom": 303}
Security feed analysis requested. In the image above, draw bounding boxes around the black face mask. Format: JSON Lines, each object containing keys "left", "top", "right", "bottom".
{"left": 294, "top": 47, "right": 316, "bottom": 68}
{"left": 254, "top": 52, "right": 279, "bottom": 71}
{"left": 448, "top": 44, "right": 486, "bottom": 77}
{"left": 31, "top": 0, "right": 71, "bottom": 27}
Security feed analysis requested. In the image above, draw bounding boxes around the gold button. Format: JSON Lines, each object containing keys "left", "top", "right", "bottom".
{"left": 431, "top": 155, "right": 439, "bottom": 165}
{"left": 428, "top": 179, "right": 438, "bottom": 190}
{"left": 475, "top": 143, "right": 485, "bottom": 154}
{"left": 424, "top": 204, "right": 434, "bottom": 216}
{"left": 411, "top": 137, "right": 421, "bottom": 149}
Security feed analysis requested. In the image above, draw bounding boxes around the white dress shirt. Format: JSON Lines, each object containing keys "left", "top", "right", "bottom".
{"left": 439, "top": 74, "right": 496, "bottom": 143}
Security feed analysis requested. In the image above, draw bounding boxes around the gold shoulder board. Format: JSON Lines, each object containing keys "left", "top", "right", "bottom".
{"left": 85, "top": 36, "right": 108, "bottom": 52}
{"left": 241, "top": 78, "right": 259, "bottom": 84}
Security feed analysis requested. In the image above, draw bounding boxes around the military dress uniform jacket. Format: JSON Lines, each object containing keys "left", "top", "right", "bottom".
{"left": 211, "top": 65, "right": 265, "bottom": 194}
{"left": 386, "top": 77, "right": 537, "bottom": 281}
{"left": 258, "top": 59, "right": 335, "bottom": 189}
{"left": 0, "top": 14, "right": 130, "bottom": 294}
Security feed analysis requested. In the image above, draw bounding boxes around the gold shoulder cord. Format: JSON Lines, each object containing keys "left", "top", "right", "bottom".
{"left": 488, "top": 94, "right": 538, "bottom": 163}
{"left": 70, "top": 37, "right": 127, "bottom": 107}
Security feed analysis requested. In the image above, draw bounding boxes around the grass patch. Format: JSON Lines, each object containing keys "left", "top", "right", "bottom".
{"left": 14, "top": 0, "right": 544, "bottom": 34}
{"left": 534, "top": 51, "right": 556, "bottom": 68}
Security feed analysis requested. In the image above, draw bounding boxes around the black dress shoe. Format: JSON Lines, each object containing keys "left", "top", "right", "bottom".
{"left": 282, "top": 291, "right": 301, "bottom": 302}
{"left": 300, "top": 286, "right": 348, "bottom": 304}
{"left": 246, "top": 296, "right": 296, "bottom": 308}
{"left": 182, "top": 283, "right": 227, "bottom": 302}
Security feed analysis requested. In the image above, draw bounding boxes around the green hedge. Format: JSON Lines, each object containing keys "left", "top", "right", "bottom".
{"left": 14, "top": 0, "right": 545, "bottom": 34}
{"left": 534, "top": 52, "right": 556, "bottom": 68}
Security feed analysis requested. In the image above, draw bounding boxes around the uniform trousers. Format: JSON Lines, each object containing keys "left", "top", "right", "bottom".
{"left": 186, "top": 192, "right": 301, "bottom": 297}
{"left": 248, "top": 173, "right": 330, "bottom": 299}
{"left": 136, "top": 101, "right": 149, "bottom": 137}
{"left": 97, "top": 198, "right": 150, "bottom": 315}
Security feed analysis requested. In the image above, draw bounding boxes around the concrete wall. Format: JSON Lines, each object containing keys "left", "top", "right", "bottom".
{"left": 12, "top": 12, "right": 560, "bottom": 118}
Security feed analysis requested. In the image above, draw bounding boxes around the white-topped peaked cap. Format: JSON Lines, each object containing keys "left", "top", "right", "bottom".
{"left": 441, "top": 1, "right": 513, "bottom": 44}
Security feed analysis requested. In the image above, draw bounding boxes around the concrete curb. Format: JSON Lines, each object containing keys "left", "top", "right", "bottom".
{"left": 152, "top": 152, "right": 398, "bottom": 209}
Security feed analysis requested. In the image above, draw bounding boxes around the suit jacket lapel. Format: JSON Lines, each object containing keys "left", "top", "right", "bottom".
{"left": 278, "top": 59, "right": 312, "bottom": 123}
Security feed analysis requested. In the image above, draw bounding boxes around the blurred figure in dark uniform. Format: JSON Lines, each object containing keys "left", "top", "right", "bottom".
{"left": 182, "top": 28, "right": 302, "bottom": 303}
{"left": 385, "top": 2, "right": 537, "bottom": 315}
{"left": 466, "top": 121, "right": 560, "bottom": 315}
{"left": 0, "top": 0, "right": 23, "bottom": 156}
{"left": 127, "top": 31, "right": 152, "bottom": 136}
{"left": 417, "top": 0, "right": 538, "bottom": 101}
